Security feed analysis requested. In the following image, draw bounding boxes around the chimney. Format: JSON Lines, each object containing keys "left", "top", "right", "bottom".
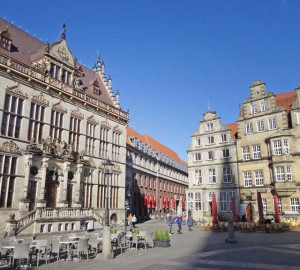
{"left": 115, "top": 90, "right": 120, "bottom": 108}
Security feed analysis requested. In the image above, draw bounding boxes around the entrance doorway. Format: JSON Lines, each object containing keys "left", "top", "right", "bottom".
{"left": 45, "top": 170, "right": 59, "bottom": 208}
{"left": 28, "top": 180, "right": 37, "bottom": 211}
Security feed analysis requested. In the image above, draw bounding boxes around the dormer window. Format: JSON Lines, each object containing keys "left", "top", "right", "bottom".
{"left": 0, "top": 30, "right": 12, "bottom": 51}
{"left": 90, "top": 79, "right": 101, "bottom": 96}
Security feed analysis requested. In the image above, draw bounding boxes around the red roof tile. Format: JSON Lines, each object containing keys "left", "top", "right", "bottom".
{"left": 275, "top": 91, "right": 296, "bottom": 113}
{"left": 127, "top": 127, "right": 187, "bottom": 167}
{"left": 227, "top": 122, "right": 237, "bottom": 139}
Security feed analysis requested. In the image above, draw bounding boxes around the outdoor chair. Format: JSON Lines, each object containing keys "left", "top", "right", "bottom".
{"left": 132, "top": 234, "right": 146, "bottom": 250}
{"left": 31, "top": 239, "right": 50, "bottom": 267}
{"left": 12, "top": 242, "right": 31, "bottom": 269}
{"left": 49, "top": 238, "right": 65, "bottom": 262}
{"left": 88, "top": 236, "right": 100, "bottom": 255}
{"left": 144, "top": 232, "right": 154, "bottom": 249}
{"left": 71, "top": 238, "right": 89, "bottom": 261}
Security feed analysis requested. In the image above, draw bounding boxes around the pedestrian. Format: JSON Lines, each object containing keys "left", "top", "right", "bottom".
{"left": 167, "top": 216, "right": 173, "bottom": 235}
{"left": 187, "top": 216, "right": 193, "bottom": 231}
{"left": 132, "top": 214, "right": 137, "bottom": 228}
{"left": 176, "top": 215, "right": 183, "bottom": 234}
{"left": 80, "top": 216, "right": 87, "bottom": 231}
{"left": 182, "top": 214, "right": 186, "bottom": 225}
{"left": 128, "top": 213, "right": 133, "bottom": 228}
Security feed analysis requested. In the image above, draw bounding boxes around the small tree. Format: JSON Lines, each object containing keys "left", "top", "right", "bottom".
{"left": 154, "top": 229, "right": 160, "bottom": 240}
{"left": 162, "top": 230, "right": 170, "bottom": 241}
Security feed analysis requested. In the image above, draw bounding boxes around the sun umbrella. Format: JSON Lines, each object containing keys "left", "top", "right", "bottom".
{"left": 182, "top": 199, "right": 185, "bottom": 210}
{"left": 231, "top": 197, "right": 238, "bottom": 222}
{"left": 152, "top": 194, "right": 156, "bottom": 208}
{"left": 147, "top": 194, "right": 151, "bottom": 208}
{"left": 172, "top": 197, "right": 176, "bottom": 210}
{"left": 273, "top": 194, "right": 281, "bottom": 223}
{"left": 212, "top": 194, "right": 219, "bottom": 225}
{"left": 257, "top": 192, "right": 264, "bottom": 224}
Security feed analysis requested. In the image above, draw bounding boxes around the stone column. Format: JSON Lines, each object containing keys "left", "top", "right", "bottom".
{"left": 19, "top": 154, "right": 33, "bottom": 211}
{"left": 72, "top": 162, "right": 83, "bottom": 207}
{"left": 58, "top": 161, "right": 70, "bottom": 207}
{"left": 36, "top": 156, "right": 48, "bottom": 207}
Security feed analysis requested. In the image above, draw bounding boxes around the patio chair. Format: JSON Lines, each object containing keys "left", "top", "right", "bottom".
{"left": 132, "top": 234, "right": 146, "bottom": 250}
{"left": 71, "top": 238, "right": 89, "bottom": 261}
{"left": 49, "top": 238, "right": 65, "bottom": 262}
{"left": 88, "top": 236, "right": 100, "bottom": 255}
{"left": 12, "top": 242, "right": 31, "bottom": 269}
{"left": 145, "top": 232, "right": 154, "bottom": 249}
{"left": 31, "top": 239, "right": 50, "bottom": 266}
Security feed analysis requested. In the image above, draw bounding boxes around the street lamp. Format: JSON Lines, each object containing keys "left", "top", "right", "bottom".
{"left": 124, "top": 191, "right": 131, "bottom": 247}
{"left": 104, "top": 159, "right": 113, "bottom": 227}
{"left": 97, "top": 158, "right": 114, "bottom": 261}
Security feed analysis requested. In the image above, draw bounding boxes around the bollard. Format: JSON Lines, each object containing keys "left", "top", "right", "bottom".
{"left": 225, "top": 220, "right": 237, "bottom": 243}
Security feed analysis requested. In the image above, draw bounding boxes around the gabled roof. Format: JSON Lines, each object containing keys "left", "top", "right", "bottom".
{"left": 0, "top": 18, "right": 114, "bottom": 106}
{"left": 127, "top": 127, "right": 187, "bottom": 167}
{"left": 227, "top": 122, "right": 237, "bottom": 139}
{"left": 275, "top": 91, "right": 296, "bottom": 113}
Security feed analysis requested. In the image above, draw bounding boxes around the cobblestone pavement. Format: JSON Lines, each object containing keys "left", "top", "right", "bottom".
{"left": 9, "top": 220, "right": 300, "bottom": 270}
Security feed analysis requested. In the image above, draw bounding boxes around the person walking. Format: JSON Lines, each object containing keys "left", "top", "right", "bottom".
{"left": 167, "top": 216, "right": 173, "bottom": 235}
{"left": 187, "top": 216, "right": 193, "bottom": 231}
{"left": 176, "top": 215, "right": 183, "bottom": 234}
{"left": 132, "top": 214, "right": 137, "bottom": 228}
{"left": 128, "top": 213, "right": 133, "bottom": 228}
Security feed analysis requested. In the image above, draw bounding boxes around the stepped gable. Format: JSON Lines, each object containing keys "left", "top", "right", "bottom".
{"left": 228, "top": 122, "right": 237, "bottom": 139}
{"left": 127, "top": 126, "right": 187, "bottom": 166}
{"left": 0, "top": 18, "right": 114, "bottom": 106}
{"left": 275, "top": 91, "right": 296, "bottom": 113}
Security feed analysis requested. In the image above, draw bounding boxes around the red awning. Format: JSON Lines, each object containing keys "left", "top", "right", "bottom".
{"left": 182, "top": 199, "right": 185, "bottom": 210}
{"left": 162, "top": 196, "right": 166, "bottom": 208}
{"left": 167, "top": 198, "right": 170, "bottom": 208}
{"left": 172, "top": 197, "right": 176, "bottom": 210}
{"left": 152, "top": 194, "right": 156, "bottom": 208}
{"left": 143, "top": 194, "right": 147, "bottom": 206}
{"left": 147, "top": 194, "right": 151, "bottom": 208}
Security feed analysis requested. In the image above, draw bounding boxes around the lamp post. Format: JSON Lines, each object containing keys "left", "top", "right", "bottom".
{"left": 124, "top": 191, "right": 130, "bottom": 247}
{"left": 97, "top": 158, "right": 114, "bottom": 261}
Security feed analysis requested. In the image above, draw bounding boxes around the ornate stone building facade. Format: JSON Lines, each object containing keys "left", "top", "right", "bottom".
{"left": 187, "top": 110, "right": 239, "bottom": 222}
{"left": 237, "top": 80, "right": 300, "bottom": 219}
{"left": 0, "top": 19, "right": 129, "bottom": 234}
{"left": 126, "top": 127, "right": 188, "bottom": 220}
{"left": 187, "top": 80, "right": 300, "bottom": 222}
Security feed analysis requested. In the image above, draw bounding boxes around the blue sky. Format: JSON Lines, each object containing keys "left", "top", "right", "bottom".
{"left": 1, "top": 0, "right": 300, "bottom": 161}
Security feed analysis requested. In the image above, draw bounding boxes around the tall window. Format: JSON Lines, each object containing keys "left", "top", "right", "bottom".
{"left": 112, "top": 128, "right": 121, "bottom": 161}
{"left": 262, "top": 199, "right": 267, "bottom": 214}
{"left": 220, "top": 192, "right": 228, "bottom": 212}
{"left": 250, "top": 104, "right": 257, "bottom": 114}
{"left": 245, "top": 122, "right": 253, "bottom": 134}
{"left": 207, "top": 136, "right": 214, "bottom": 145}
{"left": 223, "top": 167, "right": 231, "bottom": 183}
{"left": 275, "top": 166, "right": 285, "bottom": 182}
{"left": 242, "top": 146, "right": 250, "bottom": 160}
{"left": 206, "top": 122, "right": 214, "bottom": 131}
{"left": 287, "top": 166, "right": 292, "bottom": 181}
{"left": 209, "top": 168, "right": 216, "bottom": 184}
{"left": 221, "top": 133, "right": 227, "bottom": 143}
{"left": 222, "top": 149, "right": 230, "bottom": 158}
{"left": 257, "top": 120, "right": 265, "bottom": 132}
{"left": 278, "top": 198, "right": 282, "bottom": 214}
{"left": 283, "top": 139, "right": 290, "bottom": 154}
{"left": 49, "top": 109, "right": 64, "bottom": 140}
{"left": 99, "top": 124, "right": 110, "bottom": 158}
{"left": 195, "top": 192, "right": 201, "bottom": 211}
{"left": 290, "top": 198, "right": 299, "bottom": 212}
{"left": 208, "top": 150, "right": 214, "bottom": 160}
{"left": 69, "top": 116, "right": 81, "bottom": 152}
{"left": 195, "top": 170, "right": 202, "bottom": 185}
{"left": 27, "top": 103, "right": 45, "bottom": 142}
{"left": 252, "top": 145, "right": 261, "bottom": 159}
{"left": 195, "top": 137, "right": 201, "bottom": 147}
{"left": 255, "top": 170, "right": 264, "bottom": 186}
{"left": 268, "top": 117, "right": 277, "bottom": 130}
{"left": 260, "top": 101, "right": 268, "bottom": 111}
{"left": 273, "top": 140, "right": 282, "bottom": 155}
{"left": 194, "top": 153, "right": 201, "bottom": 161}
{"left": 86, "top": 122, "right": 96, "bottom": 156}
{"left": 1, "top": 94, "right": 24, "bottom": 138}
{"left": 187, "top": 192, "right": 194, "bottom": 210}
{"left": 0, "top": 155, "right": 17, "bottom": 208}
{"left": 243, "top": 171, "right": 252, "bottom": 187}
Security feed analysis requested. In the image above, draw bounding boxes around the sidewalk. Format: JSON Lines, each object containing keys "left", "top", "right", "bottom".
{"left": 36, "top": 220, "right": 300, "bottom": 270}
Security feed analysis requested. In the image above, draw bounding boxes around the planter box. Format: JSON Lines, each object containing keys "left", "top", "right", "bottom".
{"left": 154, "top": 239, "right": 170, "bottom": 247}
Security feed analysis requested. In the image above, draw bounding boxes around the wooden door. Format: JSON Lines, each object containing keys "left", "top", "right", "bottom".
{"left": 28, "top": 180, "right": 37, "bottom": 211}
{"left": 45, "top": 174, "right": 59, "bottom": 208}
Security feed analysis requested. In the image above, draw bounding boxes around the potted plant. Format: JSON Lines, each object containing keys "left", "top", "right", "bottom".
{"left": 153, "top": 229, "right": 170, "bottom": 247}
